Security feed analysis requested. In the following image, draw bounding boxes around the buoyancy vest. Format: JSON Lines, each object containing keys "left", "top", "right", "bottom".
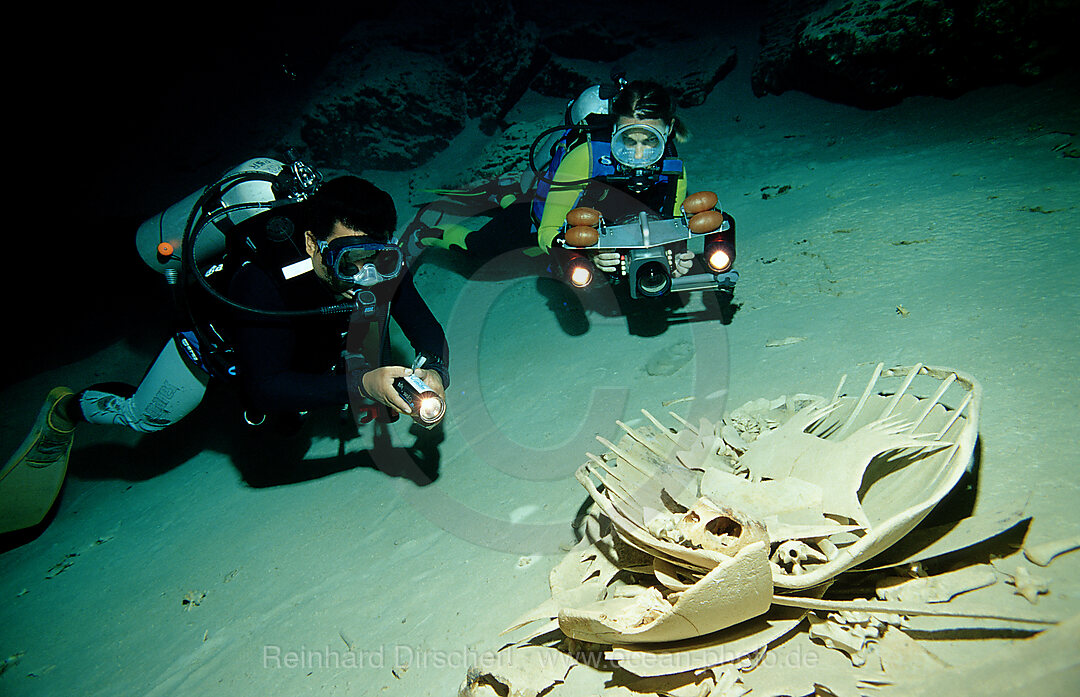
{"left": 532, "top": 132, "right": 686, "bottom": 250}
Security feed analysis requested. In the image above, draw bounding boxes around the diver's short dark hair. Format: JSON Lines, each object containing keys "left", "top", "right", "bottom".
{"left": 611, "top": 80, "right": 690, "bottom": 144}
{"left": 308, "top": 176, "right": 397, "bottom": 242}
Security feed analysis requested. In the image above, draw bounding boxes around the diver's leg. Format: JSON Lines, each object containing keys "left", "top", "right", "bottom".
{"left": 75, "top": 337, "right": 210, "bottom": 433}
{"left": 408, "top": 200, "right": 536, "bottom": 259}
{"left": 462, "top": 202, "right": 536, "bottom": 260}
{"left": 1, "top": 338, "right": 209, "bottom": 533}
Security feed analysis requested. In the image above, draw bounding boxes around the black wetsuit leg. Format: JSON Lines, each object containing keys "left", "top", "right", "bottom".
{"left": 459, "top": 202, "right": 537, "bottom": 263}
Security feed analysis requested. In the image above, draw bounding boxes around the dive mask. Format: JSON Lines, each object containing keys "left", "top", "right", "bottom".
{"left": 318, "top": 237, "right": 404, "bottom": 287}
{"left": 611, "top": 122, "right": 669, "bottom": 168}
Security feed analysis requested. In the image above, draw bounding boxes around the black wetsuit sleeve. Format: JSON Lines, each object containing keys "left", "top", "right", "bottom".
{"left": 389, "top": 271, "right": 450, "bottom": 387}
{"left": 228, "top": 264, "right": 351, "bottom": 413}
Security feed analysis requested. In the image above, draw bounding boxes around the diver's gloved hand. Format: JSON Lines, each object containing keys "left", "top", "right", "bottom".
{"left": 672, "top": 251, "right": 694, "bottom": 278}
{"left": 361, "top": 366, "right": 415, "bottom": 415}
{"left": 592, "top": 251, "right": 621, "bottom": 274}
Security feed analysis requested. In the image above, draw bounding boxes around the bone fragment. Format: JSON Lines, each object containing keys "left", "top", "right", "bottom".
{"left": 817, "top": 537, "right": 840, "bottom": 561}
{"left": 880, "top": 363, "right": 922, "bottom": 420}
{"left": 719, "top": 424, "right": 750, "bottom": 452}
{"left": 668, "top": 411, "right": 697, "bottom": 433}
{"left": 1005, "top": 566, "right": 1049, "bottom": 604}
{"left": 837, "top": 362, "right": 883, "bottom": 438}
{"left": 458, "top": 645, "right": 574, "bottom": 697}
{"left": 641, "top": 409, "right": 680, "bottom": 444}
{"left": 595, "top": 435, "right": 651, "bottom": 478}
{"left": 910, "top": 372, "right": 955, "bottom": 431}
{"left": 876, "top": 564, "right": 998, "bottom": 603}
{"left": 615, "top": 420, "right": 669, "bottom": 459}
{"left": 1024, "top": 534, "right": 1080, "bottom": 567}
{"left": 808, "top": 614, "right": 870, "bottom": 666}
{"left": 831, "top": 373, "right": 847, "bottom": 403}
{"left": 771, "top": 594, "right": 1056, "bottom": 624}
{"left": 772, "top": 540, "right": 828, "bottom": 575}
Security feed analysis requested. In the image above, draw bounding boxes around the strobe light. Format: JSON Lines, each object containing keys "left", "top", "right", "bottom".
{"left": 569, "top": 263, "right": 593, "bottom": 288}
{"left": 562, "top": 251, "right": 595, "bottom": 289}
{"left": 704, "top": 237, "right": 735, "bottom": 273}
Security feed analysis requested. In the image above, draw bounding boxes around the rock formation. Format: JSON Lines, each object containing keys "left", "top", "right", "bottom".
{"left": 752, "top": 0, "right": 1080, "bottom": 108}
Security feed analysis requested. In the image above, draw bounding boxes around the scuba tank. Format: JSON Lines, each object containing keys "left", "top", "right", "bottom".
{"left": 135, "top": 154, "right": 321, "bottom": 284}
{"left": 527, "top": 80, "right": 623, "bottom": 189}
{"left": 526, "top": 79, "right": 626, "bottom": 232}
{"left": 134, "top": 152, "right": 363, "bottom": 318}
{"left": 531, "top": 83, "right": 612, "bottom": 177}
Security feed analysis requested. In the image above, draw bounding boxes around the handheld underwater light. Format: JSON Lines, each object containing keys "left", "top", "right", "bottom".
{"left": 393, "top": 374, "right": 446, "bottom": 428}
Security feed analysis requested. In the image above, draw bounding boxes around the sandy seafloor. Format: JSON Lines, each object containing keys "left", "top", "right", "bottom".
{"left": 2, "top": 22, "right": 1079, "bottom": 697}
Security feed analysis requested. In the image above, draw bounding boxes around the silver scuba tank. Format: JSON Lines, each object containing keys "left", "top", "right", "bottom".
{"left": 521, "top": 85, "right": 614, "bottom": 194}
{"left": 135, "top": 157, "right": 288, "bottom": 283}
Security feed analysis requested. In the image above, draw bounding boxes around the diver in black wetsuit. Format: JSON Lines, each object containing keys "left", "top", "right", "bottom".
{"left": 88, "top": 174, "right": 447, "bottom": 431}
{"left": 1, "top": 171, "right": 449, "bottom": 534}
{"left": 220, "top": 176, "right": 449, "bottom": 424}
{"left": 400, "top": 80, "right": 736, "bottom": 337}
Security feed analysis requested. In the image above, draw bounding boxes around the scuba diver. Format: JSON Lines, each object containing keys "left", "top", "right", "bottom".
{"left": 402, "top": 78, "right": 737, "bottom": 318}
{"left": 1, "top": 156, "right": 449, "bottom": 535}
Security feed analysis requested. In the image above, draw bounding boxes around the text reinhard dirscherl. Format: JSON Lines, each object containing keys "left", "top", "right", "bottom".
{"left": 262, "top": 644, "right": 496, "bottom": 671}
{"left": 261, "top": 643, "right": 821, "bottom": 671}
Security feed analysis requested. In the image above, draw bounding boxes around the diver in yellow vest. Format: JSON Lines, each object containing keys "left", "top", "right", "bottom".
{"left": 403, "top": 79, "right": 736, "bottom": 304}
{"left": 534, "top": 80, "right": 693, "bottom": 275}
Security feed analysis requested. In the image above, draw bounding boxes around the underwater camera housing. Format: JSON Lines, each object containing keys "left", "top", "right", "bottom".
{"left": 556, "top": 193, "right": 738, "bottom": 300}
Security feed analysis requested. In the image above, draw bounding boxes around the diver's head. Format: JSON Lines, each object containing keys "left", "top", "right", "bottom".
{"left": 303, "top": 177, "right": 402, "bottom": 292}
{"left": 613, "top": 80, "right": 674, "bottom": 124}
{"left": 609, "top": 80, "right": 689, "bottom": 169}
{"left": 307, "top": 176, "right": 397, "bottom": 243}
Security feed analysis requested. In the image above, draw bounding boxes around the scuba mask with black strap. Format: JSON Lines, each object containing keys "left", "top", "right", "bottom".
{"left": 318, "top": 236, "right": 404, "bottom": 288}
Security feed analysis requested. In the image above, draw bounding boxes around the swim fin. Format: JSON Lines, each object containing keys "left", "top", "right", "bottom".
{"left": 0, "top": 387, "right": 76, "bottom": 534}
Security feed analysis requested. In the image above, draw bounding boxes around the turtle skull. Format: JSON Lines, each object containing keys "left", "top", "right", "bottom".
{"left": 674, "top": 498, "right": 767, "bottom": 555}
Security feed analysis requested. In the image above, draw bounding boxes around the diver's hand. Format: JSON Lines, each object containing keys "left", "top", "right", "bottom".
{"left": 412, "top": 368, "right": 446, "bottom": 403}
{"left": 672, "top": 251, "right": 694, "bottom": 278}
{"left": 361, "top": 366, "right": 413, "bottom": 415}
{"left": 592, "top": 251, "right": 621, "bottom": 274}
